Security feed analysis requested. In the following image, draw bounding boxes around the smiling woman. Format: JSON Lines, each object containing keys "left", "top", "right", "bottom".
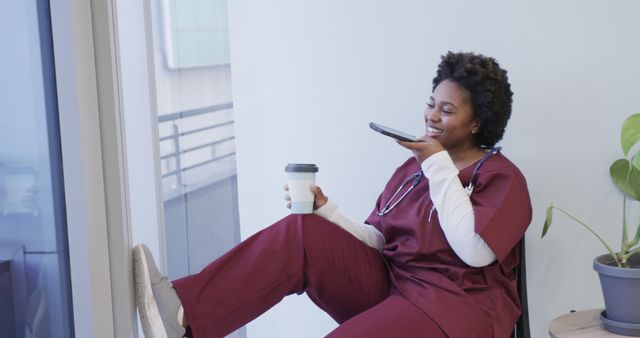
{"left": 133, "top": 51, "right": 532, "bottom": 338}
{"left": 424, "top": 80, "right": 481, "bottom": 161}
{"left": 429, "top": 52, "right": 513, "bottom": 149}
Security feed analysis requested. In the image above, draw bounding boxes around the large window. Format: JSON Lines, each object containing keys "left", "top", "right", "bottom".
{"left": 148, "top": 3, "right": 243, "bottom": 338}
{"left": 0, "top": 1, "right": 74, "bottom": 337}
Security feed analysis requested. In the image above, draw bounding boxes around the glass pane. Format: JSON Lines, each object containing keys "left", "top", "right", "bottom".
{"left": 164, "top": 0, "right": 230, "bottom": 68}
{"left": 0, "top": 1, "right": 74, "bottom": 337}
{"left": 149, "top": 0, "right": 243, "bottom": 337}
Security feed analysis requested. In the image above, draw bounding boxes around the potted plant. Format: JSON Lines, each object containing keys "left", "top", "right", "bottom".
{"left": 542, "top": 113, "right": 640, "bottom": 336}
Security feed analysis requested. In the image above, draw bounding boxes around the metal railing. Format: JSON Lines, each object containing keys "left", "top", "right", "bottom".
{"left": 158, "top": 102, "right": 235, "bottom": 190}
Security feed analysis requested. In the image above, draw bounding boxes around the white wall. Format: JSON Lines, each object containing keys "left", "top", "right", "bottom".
{"left": 229, "top": 1, "right": 640, "bottom": 337}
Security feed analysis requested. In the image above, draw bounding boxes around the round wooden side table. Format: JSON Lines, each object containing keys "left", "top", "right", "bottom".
{"left": 549, "top": 309, "right": 628, "bottom": 337}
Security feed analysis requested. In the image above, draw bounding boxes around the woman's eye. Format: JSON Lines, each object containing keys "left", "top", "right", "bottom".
{"left": 426, "top": 103, "right": 435, "bottom": 109}
{"left": 442, "top": 110, "right": 452, "bottom": 114}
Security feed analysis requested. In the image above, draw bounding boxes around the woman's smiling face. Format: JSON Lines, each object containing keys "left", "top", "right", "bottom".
{"left": 424, "top": 80, "right": 479, "bottom": 151}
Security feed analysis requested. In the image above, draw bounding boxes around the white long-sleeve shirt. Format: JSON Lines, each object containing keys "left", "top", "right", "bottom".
{"left": 313, "top": 151, "right": 496, "bottom": 267}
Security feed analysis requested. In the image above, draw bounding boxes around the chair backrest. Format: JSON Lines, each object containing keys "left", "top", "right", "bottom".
{"left": 512, "top": 238, "right": 530, "bottom": 338}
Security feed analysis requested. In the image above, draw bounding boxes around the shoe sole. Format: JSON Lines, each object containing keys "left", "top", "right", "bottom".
{"left": 133, "top": 244, "right": 168, "bottom": 338}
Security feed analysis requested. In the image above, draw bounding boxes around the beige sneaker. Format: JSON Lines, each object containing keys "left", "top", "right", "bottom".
{"left": 133, "top": 244, "right": 186, "bottom": 338}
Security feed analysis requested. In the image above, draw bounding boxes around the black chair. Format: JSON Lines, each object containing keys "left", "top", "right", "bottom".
{"left": 512, "top": 238, "right": 530, "bottom": 338}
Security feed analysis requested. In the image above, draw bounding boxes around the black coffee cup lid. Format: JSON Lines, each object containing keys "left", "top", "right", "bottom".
{"left": 285, "top": 163, "right": 318, "bottom": 173}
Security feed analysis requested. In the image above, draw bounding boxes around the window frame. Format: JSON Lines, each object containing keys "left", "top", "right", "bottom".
{"left": 51, "top": 0, "right": 167, "bottom": 336}
{"left": 50, "top": 0, "right": 118, "bottom": 337}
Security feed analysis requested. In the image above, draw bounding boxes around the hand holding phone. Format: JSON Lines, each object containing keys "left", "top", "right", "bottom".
{"left": 369, "top": 122, "right": 418, "bottom": 142}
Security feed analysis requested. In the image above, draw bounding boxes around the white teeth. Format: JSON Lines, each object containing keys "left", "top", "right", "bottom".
{"left": 427, "top": 126, "right": 443, "bottom": 134}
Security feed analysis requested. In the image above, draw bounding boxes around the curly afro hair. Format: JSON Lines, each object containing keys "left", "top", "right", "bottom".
{"left": 432, "top": 51, "right": 513, "bottom": 148}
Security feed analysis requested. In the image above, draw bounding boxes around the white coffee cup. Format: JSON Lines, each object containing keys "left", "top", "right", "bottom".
{"left": 285, "top": 163, "right": 318, "bottom": 214}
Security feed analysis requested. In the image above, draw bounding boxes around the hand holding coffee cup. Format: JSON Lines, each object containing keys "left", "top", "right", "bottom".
{"left": 284, "top": 184, "right": 328, "bottom": 211}
{"left": 284, "top": 163, "right": 319, "bottom": 214}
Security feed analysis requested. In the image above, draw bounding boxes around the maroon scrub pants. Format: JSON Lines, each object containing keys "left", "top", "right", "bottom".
{"left": 172, "top": 214, "right": 447, "bottom": 338}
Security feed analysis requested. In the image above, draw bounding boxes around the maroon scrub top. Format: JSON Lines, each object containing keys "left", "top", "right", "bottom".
{"left": 366, "top": 152, "right": 532, "bottom": 338}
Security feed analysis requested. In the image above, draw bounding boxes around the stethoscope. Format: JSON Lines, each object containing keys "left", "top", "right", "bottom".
{"left": 376, "top": 171, "right": 424, "bottom": 216}
{"left": 463, "top": 146, "right": 502, "bottom": 196}
{"left": 376, "top": 147, "right": 502, "bottom": 217}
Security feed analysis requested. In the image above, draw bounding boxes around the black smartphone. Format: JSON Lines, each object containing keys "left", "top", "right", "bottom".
{"left": 369, "top": 122, "right": 418, "bottom": 142}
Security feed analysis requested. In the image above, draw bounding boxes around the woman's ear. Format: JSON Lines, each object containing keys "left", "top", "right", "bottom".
{"left": 472, "top": 120, "right": 480, "bottom": 134}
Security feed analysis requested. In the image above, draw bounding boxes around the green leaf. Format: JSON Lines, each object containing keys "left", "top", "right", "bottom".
{"left": 621, "top": 113, "right": 640, "bottom": 156}
{"left": 610, "top": 159, "right": 640, "bottom": 201}
{"left": 542, "top": 205, "right": 553, "bottom": 238}
{"left": 633, "top": 153, "right": 640, "bottom": 172}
